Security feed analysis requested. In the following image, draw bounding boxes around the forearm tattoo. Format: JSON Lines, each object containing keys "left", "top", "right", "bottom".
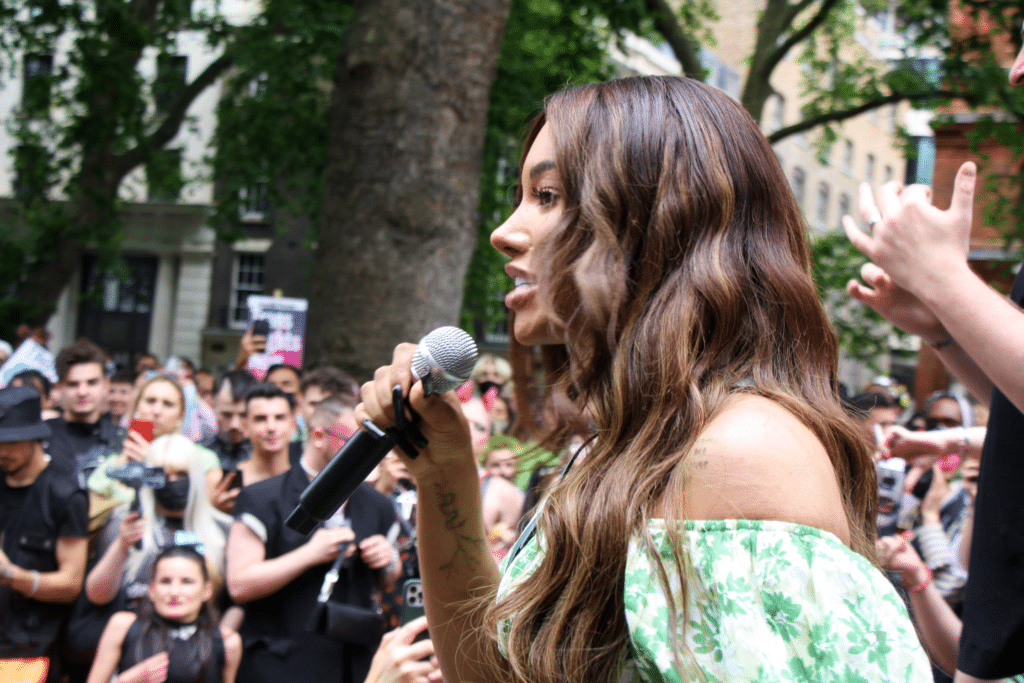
{"left": 433, "top": 481, "right": 484, "bottom": 578}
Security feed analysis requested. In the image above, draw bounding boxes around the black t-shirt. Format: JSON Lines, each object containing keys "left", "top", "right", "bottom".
{"left": 45, "top": 413, "right": 125, "bottom": 483}
{"left": 958, "top": 266, "right": 1024, "bottom": 679}
{"left": 233, "top": 462, "right": 397, "bottom": 683}
{"left": 0, "top": 464, "right": 89, "bottom": 657}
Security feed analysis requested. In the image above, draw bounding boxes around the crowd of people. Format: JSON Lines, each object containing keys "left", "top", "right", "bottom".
{"left": 0, "top": 332, "right": 533, "bottom": 683}
{"left": 4, "top": 45, "right": 1024, "bottom": 683}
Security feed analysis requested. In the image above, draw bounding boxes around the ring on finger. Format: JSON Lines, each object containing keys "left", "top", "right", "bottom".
{"left": 866, "top": 212, "right": 883, "bottom": 229}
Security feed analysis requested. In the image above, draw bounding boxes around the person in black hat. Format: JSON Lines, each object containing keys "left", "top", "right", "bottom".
{"left": 0, "top": 385, "right": 89, "bottom": 680}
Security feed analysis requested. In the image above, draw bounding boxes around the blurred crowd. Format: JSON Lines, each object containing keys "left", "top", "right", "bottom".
{"left": 0, "top": 328, "right": 554, "bottom": 683}
{"left": 0, "top": 324, "right": 998, "bottom": 683}
{"left": 844, "top": 379, "right": 993, "bottom": 682}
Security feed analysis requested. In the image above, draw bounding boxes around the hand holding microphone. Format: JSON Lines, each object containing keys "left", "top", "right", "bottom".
{"left": 287, "top": 327, "right": 477, "bottom": 535}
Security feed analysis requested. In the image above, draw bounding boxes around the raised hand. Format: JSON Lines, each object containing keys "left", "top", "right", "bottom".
{"left": 844, "top": 162, "right": 976, "bottom": 299}
{"left": 355, "top": 343, "right": 473, "bottom": 476}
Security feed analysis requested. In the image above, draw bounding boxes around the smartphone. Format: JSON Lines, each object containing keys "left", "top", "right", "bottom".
{"left": 130, "top": 418, "right": 155, "bottom": 442}
{"left": 251, "top": 318, "right": 270, "bottom": 337}
{"left": 876, "top": 457, "right": 906, "bottom": 537}
{"left": 400, "top": 579, "right": 429, "bottom": 647}
{"left": 221, "top": 468, "right": 243, "bottom": 490}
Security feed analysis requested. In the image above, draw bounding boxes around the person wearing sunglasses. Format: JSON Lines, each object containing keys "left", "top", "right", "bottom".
{"left": 227, "top": 395, "right": 402, "bottom": 683}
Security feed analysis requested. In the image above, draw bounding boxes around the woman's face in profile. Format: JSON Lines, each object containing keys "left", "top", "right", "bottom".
{"left": 490, "top": 123, "right": 564, "bottom": 346}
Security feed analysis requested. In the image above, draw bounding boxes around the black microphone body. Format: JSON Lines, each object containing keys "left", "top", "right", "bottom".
{"left": 286, "top": 326, "right": 477, "bottom": 535}
{"left": 287, "top": 422, "right": 395, "bottom": 535}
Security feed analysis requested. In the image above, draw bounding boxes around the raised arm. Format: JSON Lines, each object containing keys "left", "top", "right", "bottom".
{"left": 356, "top": 343, "right": 502, "bottom": 683}
{"left": 878, "top": 536, "right": 961, "bottom": 675}
{"left": 86, "top": 511, "right": 146, "bottom": 604}
{"left": 845, "top": 163, "right": 1024, "bottom": 413}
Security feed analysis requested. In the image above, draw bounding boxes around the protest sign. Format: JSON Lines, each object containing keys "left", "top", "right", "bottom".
{"left": 0, "top": 339, "right": 58, "bottom": 388}
{"left": 244, "top": 295, "right": 308, "bottom": 380}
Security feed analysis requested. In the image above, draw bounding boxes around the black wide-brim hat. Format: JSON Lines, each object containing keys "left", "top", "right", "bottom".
{"left": 0, "top": 385, "right": 52, "bottom": 443}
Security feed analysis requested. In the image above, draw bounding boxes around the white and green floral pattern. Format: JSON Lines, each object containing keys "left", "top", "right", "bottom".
{"left": 498, "top": 519, "right": 932, "bottom": 682}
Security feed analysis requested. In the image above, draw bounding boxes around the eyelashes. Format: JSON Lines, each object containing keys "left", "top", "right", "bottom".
{"left": 531, "top": 187, "right": 559, "bottom": 206}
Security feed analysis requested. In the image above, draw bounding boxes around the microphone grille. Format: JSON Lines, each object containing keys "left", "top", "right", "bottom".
{"left": 411, "top": 326, "right": 479, "bottom": 395}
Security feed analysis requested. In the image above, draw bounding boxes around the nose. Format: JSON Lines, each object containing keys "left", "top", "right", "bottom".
{"left": 1011, "top": 43, "right": 1024, "bottom": 87}
{"left": 490, "top": 210, "right": 530, "bottom": 258}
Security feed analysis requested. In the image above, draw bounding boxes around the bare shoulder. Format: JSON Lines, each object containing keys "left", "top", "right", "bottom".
{"left": 104, "top": 611, "right": 138, "bottom": 639}
{"left": 681, "top": 394, "right": 851, "bottom": 544}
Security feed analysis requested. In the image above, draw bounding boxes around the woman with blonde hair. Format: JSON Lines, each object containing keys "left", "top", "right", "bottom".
{"left": 85, "top": 433, "right": 232, "bottom": 611}
{"left": 359, "top": 76, "right": 930, "bottom": 682}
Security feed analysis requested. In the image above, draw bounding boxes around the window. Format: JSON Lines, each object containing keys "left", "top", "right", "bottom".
{"left": 888, "top": 105, "right": 899, "bottom": 133}
{"left": 230, "top": 253, "right": 265, "bottom": 327}
{"left": 699, "top": 49, "right": 741, "bottom": 100}
{"left": 842, "top": 140, "right": 854, "bottom": 173}
{"left": 771, "top": 95, "right": 785, "bottom": 132}
{"left": 239, "top": 181, "right": 269, "bottom": 222}
{"left": 884, "top": 164, "right": 894, "bottom": 184}
{"left": 865, "top": 154, "right": 876, "bottom": 184}
{"left": 154, "top": 54, "right": 187, "bottom": 115}
{"left": 14, "top": 144, "right": 48, "bottom": 199}
{"left": 790, "top": 167, "right": 806, "bottom": 209}
{"left": 815, "top": 182, "right": 830, "bottom": 228}
{"left": 146, "top": 148, "right": 183, "bottom": 202}
{"left": 838, "top": 193, "right": 852, "bottom": 229}
{"left": 248, "top": 73, "right": 268, "bottom": 99}
{"left": 22, "top": 53, "right": 53, "bottom": 114}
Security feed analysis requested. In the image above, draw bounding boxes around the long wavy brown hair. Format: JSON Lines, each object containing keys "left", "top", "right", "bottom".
{"left": 480, "top": 76, "right": 876, "bottom": 683}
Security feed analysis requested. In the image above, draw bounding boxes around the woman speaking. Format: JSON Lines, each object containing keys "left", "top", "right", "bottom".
{"left": 358, "top": 76, "right": 931, "bottom": 683}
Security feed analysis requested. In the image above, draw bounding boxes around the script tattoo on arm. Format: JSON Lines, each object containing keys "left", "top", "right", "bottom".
{"left": 433, "top": 481, "right": 485, "bottom": 579}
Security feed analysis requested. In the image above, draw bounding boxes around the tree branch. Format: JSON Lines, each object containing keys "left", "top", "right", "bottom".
{"left": 765, "top": 0, "right": 845, "bottom": 78}
{"left": 643, "top": 0, "right": 703, "bottom": 79}
{"left": 766, "top": 89, "right": 962, "bottom": 143}
{"left": 116, "top": 52, "right": 233, "bottom": 174}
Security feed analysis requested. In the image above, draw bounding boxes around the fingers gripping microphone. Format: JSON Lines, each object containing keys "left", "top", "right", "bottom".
{"left": 286, "top": 327, "right": 477, "bottom": 534}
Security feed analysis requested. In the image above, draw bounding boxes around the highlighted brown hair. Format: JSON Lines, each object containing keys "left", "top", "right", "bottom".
{"left": 483, "top": 76, "right": 875, "bottom": 683}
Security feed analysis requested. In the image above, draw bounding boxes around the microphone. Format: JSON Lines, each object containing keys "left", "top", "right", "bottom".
{"left": 286, "top": 327, "right": 478, "bottom": 535}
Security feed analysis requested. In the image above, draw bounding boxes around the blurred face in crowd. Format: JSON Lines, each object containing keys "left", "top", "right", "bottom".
{"left": 484, "top": 447, "right": 517, "bottom": 482}
{"left": 149, "top": 555, "right": 212, "bottom": 624}
{"left": 61, "top": 362, "right": 108, "bottom": 423}
{"left": 107, "top": 381, "right": 134, "bottom": 421}
{"left": 0, "top": 440, "right": 41, "bottom": 478}
{"left": 302, "top": 384, "right": 331, "bottom": 423}
{"left": 136, "top": 380, "right": 185, "bottom": 438}
{"left": 461, "top": 398, "right": 492, "bottom": 458}
{"left": 926, "top": 397, "right": 962, "bottom": 431}
{"left": 267, "top": 367, "right": 301, "bottom": 397}
{"left": 195, "top": 371, "right": 214, "bottom": 406}
{"left": 246, "top": 396, "right": 295, "bottom": 456}
{"left": 476, "top": 362, "right": 507, "bottom": 387}
{"left": 214, "top": 383, "right": 248, "bottom": 445}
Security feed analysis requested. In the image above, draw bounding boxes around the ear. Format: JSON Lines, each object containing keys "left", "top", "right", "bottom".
{"left": 202, "top": 579, "right": 214, "bottom": 603}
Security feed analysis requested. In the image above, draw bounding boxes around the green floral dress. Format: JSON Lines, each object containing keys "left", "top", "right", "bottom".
{"left": 498, "top": 519, "right": 932, "bottom": 682}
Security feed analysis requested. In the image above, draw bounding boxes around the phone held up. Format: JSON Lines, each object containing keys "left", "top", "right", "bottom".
{"left": 130, "top": 418, "right": 155, "bottom": 442}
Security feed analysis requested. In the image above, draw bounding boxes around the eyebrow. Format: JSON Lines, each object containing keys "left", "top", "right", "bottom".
{"left": 528, "top": 160, "right": 556, "bottom": 181}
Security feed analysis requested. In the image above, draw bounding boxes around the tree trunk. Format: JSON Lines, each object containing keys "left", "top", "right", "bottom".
{"left": 306, "top": 0, "right": 512, "bottom": 378}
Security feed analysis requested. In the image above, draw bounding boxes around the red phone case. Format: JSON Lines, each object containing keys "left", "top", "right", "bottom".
{"left": 130, "top": 419, "right": 155, "bottom": 442}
